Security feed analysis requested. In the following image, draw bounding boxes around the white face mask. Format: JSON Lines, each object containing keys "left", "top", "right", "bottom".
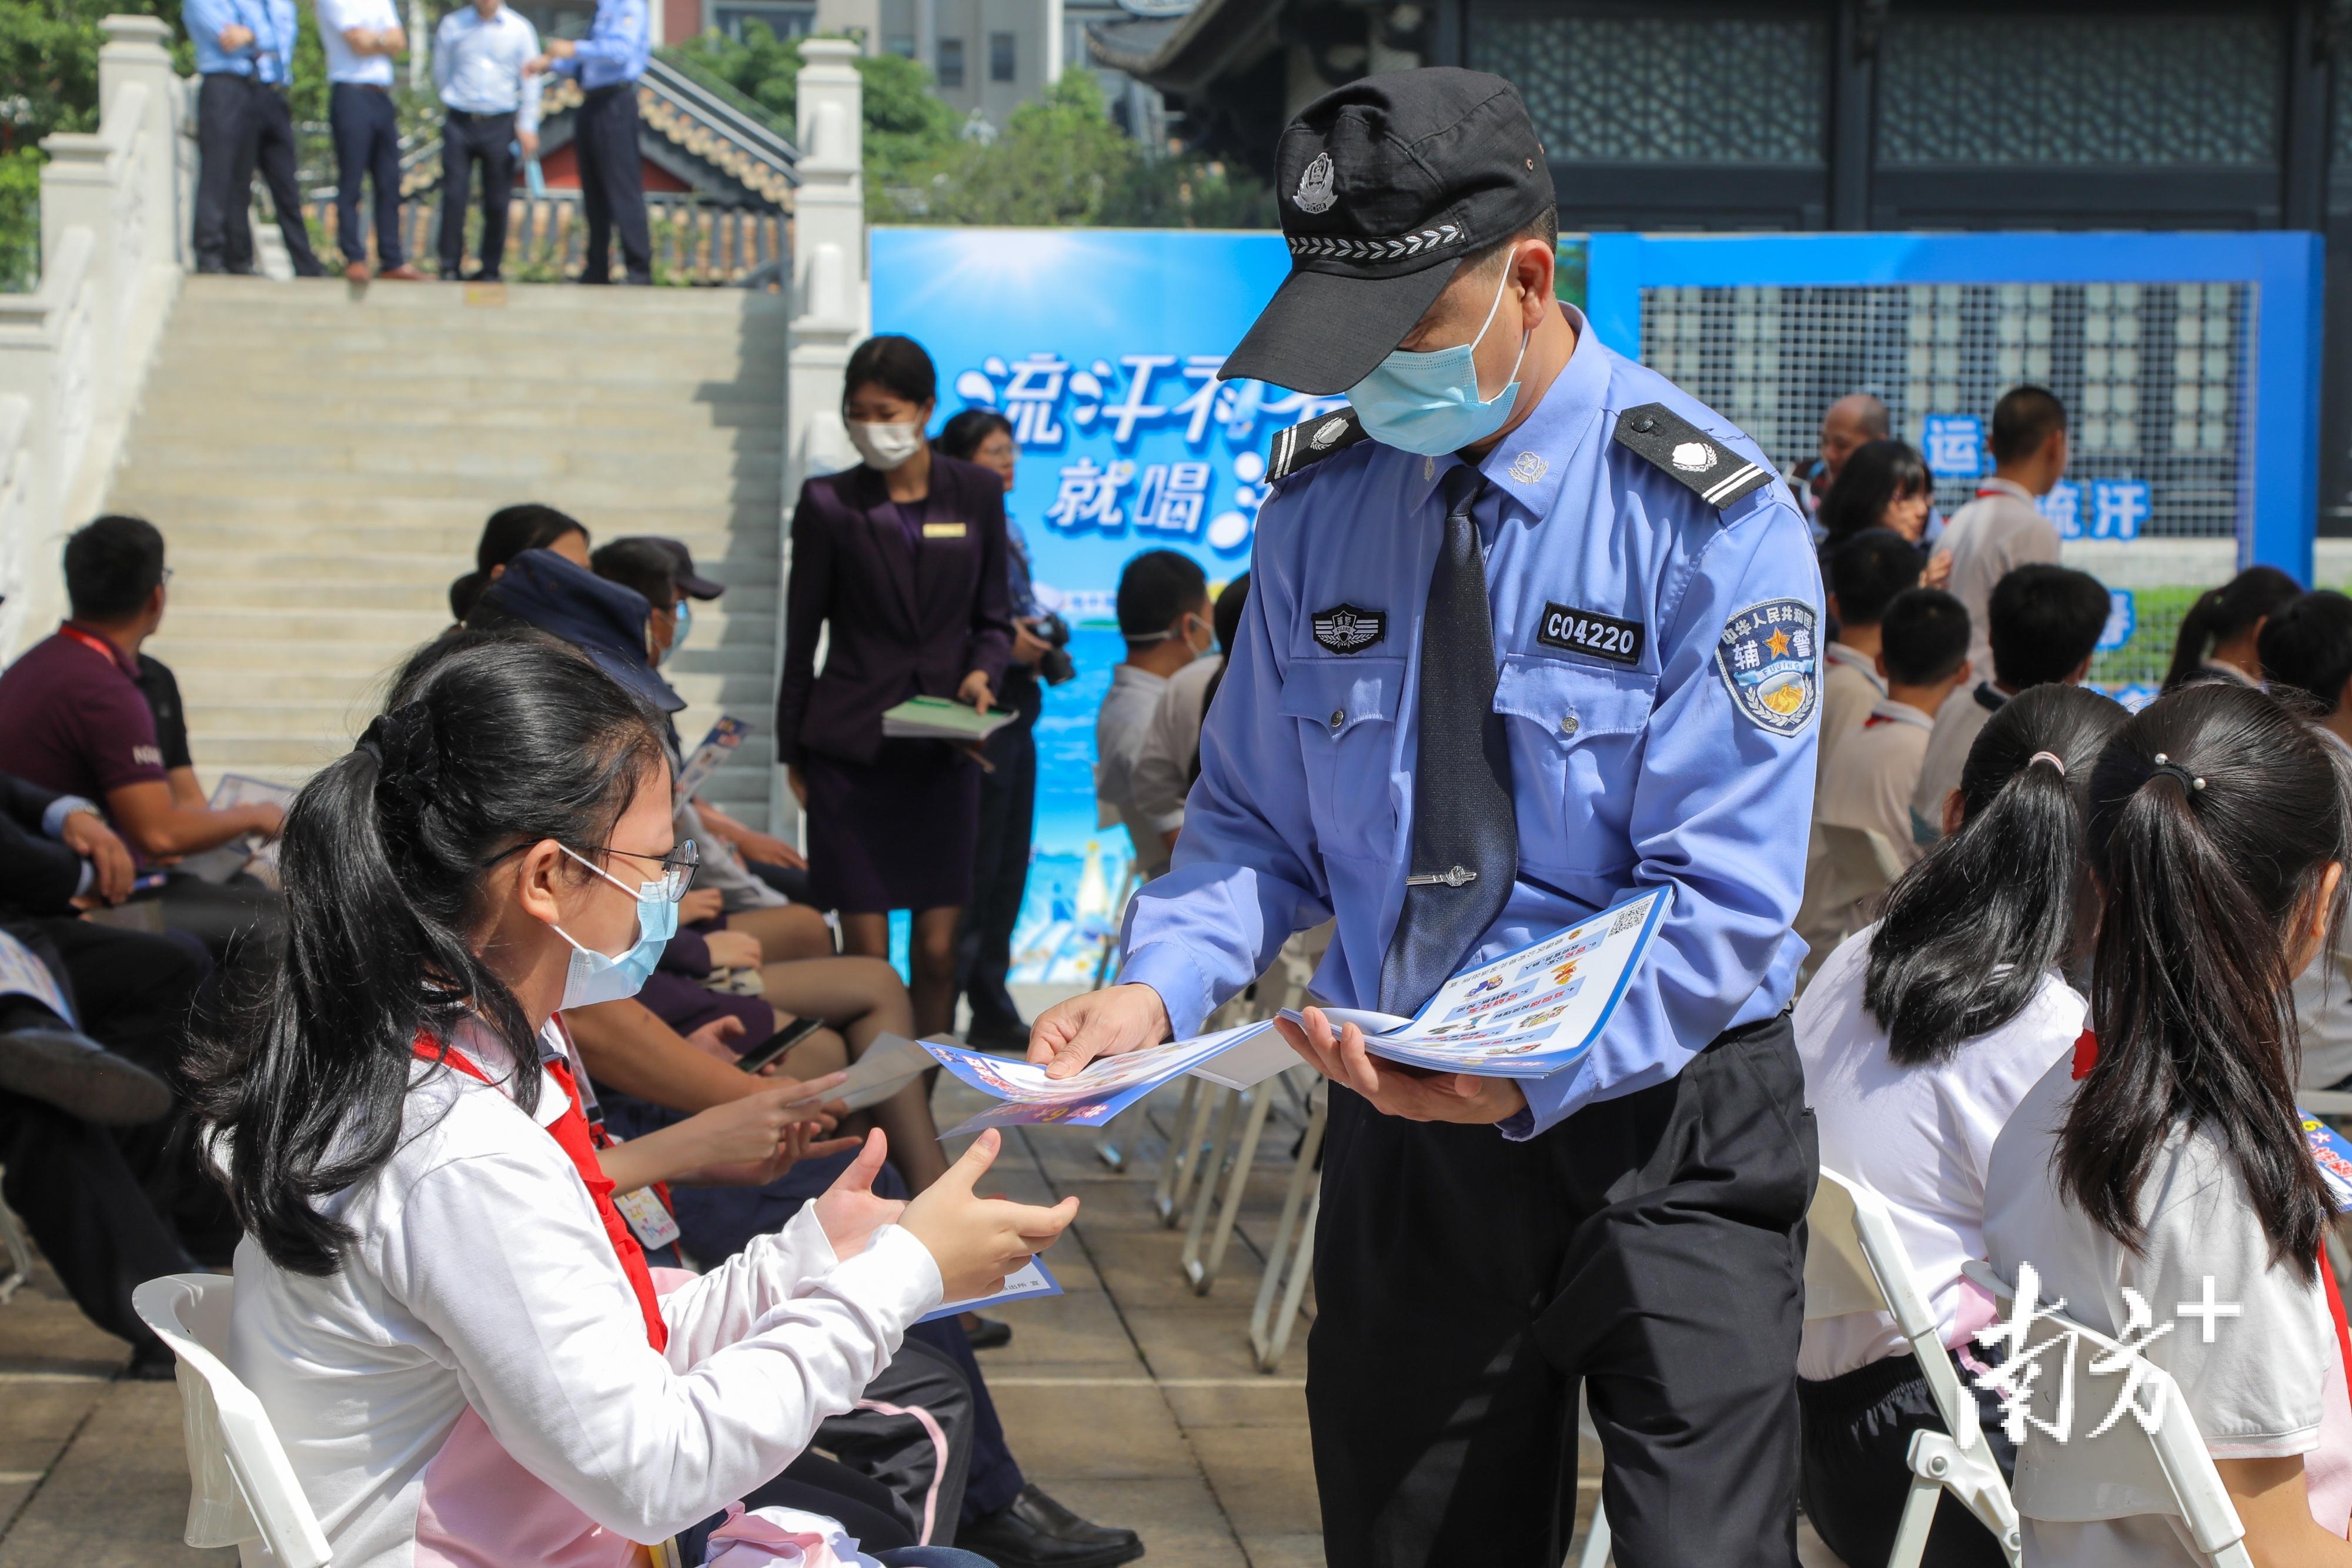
{"left": 847, "top": 420, "right": 926, "bottom": 472}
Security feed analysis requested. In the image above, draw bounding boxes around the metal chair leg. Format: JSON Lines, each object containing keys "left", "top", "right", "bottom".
{"left": 1575, "top": 1499, "right": 1611, "bottom": 1568}
{"left": 0, "top": 1180, "right": 32, "bottom": 1305}
{"left": 1180, "top": 1086, "right": 1248, "bottom": 1289}
{"left": 1250, "top": 1086, "right": 1325, "bottom": 1370}
{"left": 1149, "top": 1077, "right": 1202, "bottom": 1218}
{"left": 1157, "top": 1077, "right": 1220, "bottom": 1228}
{"left": 1187, "top": 1082, "right": 1278, "bottom": 1294}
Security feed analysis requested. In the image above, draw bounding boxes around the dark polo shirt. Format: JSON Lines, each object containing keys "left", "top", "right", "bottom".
{"left": 0, "top": 625, "right": 169, "bottom": 809}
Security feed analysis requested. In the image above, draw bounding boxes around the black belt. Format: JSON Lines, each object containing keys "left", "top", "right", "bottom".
{"left": 446, "top": 108, "right": 516, "bottom": 121}
{"left": 334, "top": 81, "right": 391, "bottom": 93}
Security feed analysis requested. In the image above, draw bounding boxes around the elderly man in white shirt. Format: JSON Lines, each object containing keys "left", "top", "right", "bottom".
{"left": 1929, "top": 385, "right": 2069, "bottom": 680}
{"left": 1094, "top": 551, "right": 1211, "bottom": 884}
{"left": 433, "top": 0, "right": 543, "bottom": 282}
{"left": 316, "top": 0, "right": 415, "bottom": 282}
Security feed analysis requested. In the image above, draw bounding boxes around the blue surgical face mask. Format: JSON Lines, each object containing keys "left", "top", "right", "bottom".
{"left": 669, "top": 599, "right": 693, "bottom": 658}
{"left": 1344, "top": 263, "right": 1531, "bottom": 457}
{"left": 552, "top": 845, "right": 678, "bottom": 1008}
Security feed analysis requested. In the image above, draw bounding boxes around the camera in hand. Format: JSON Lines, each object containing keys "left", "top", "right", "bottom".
{"left": 1031, "top": 611, "right": 1076, "bottom": 686}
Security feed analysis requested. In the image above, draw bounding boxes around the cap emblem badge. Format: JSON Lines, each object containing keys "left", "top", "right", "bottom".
{"left": 1670, "top": 440, "right": 1716, "bottom": 472}
{"left": 1294, "top": 151, "right": 1337, "bottom": 215}
{"left": 1509, "top": 452, "right": 1548, "bottom": 484}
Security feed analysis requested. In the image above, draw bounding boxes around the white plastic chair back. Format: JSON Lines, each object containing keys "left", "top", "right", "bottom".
{"left": 133, "top": 1273, "right": 333, "bottom": 1568}
{"left": 1958, "top": 1259, "right": 2253, "bottom": 1568}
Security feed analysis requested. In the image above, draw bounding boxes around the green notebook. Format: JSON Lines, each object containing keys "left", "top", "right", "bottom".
{"left": 881, "top": 696, "right": 1013, "bottom": 742}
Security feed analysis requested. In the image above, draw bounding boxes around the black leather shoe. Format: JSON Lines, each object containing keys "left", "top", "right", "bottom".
{"left": 0, "top": 1027, "right": 172, "bottom": 1126}
{"left": 965, "top": 1313, "right": 1013, "bottom": 1350}
{"left": 960, "top": 1486, "right": 1142, "bottom": 1568}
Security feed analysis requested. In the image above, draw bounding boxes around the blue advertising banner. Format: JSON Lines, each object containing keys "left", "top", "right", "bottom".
{"left": 871, "top": 227, "right": 1316, "bottom": 982}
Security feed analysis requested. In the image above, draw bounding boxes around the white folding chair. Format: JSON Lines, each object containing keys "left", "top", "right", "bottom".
{"left": 0, "top": 1173, "right": 32, "bottom": 1304}
{"left": 1960, "top": 1259, "right": 2253, "bottom": 1568}
{"left": 133, "top": 1273, "right": 333, "bottom": 1568}
{"left": 1247, "top": 1075, "right": 1324, "bottom": 1373}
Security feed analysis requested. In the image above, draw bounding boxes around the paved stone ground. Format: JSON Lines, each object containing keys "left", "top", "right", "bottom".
{"left": 0, "top": 1068, "right": 1842, "bottom": 1566}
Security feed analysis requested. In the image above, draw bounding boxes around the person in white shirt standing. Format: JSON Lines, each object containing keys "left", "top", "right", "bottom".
{"left": 1930, "top": 386, "right": 2068, "bottom": 681}
{"left": 2257, "top": 588, "right": 2352, "bottom": 1091}
{"left": 1816, "top": 587, "right": 1970, "bottom": 869}
{"left": 1095, "top": 549, "right": 1211, "bottom": 883}
{"left": 432, "top": 0, "right": 542, "bottom": 282}
{"left": 1817, "top": 529, "right": 1920, "bottom": 784}
{"left": 315, "top": 0, "right": 417, "bottom": 282}
{"left": 1130, "top": 571, "right": 1248, "bottom": 863}
{"left": 193, "top": 636, "right": 1071, "bottom": 1568}
{"left": 1796, "top": 683, "right": 2125, "bottom": 1568}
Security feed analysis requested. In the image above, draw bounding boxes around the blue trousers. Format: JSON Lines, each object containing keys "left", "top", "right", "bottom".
{"left": 329, "top": 82, "right": 402, "bottom": 268}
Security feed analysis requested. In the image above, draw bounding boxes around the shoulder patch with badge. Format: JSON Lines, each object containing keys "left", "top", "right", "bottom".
{"left": 1312, "top": 603, "right": 1385, "bottom": 655}
{"left": 1713, "top": 600, "right": 1819, "bottom": 735}
{"left": 1268, "top": 406, "right": 1369, "bottom": 482}
{"left": 1612, "top": 403, "right": 1772, "bottom": 510}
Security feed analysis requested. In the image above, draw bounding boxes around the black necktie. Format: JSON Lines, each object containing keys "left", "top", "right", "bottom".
{"left": 1379, "top": 466, "right": 1518, "bottom": 1016}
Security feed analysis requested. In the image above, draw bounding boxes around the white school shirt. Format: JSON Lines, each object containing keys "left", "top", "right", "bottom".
{"left": 1937, "top": 478, "right": 2060, "bottom": 679}
{"left": 1815, "top": 642, "right": 1885, "bottom": 788}
{"left": 1129, "top": 654, "right": 1224, "bottom": 840}
{"left": 1983, "top": 1058, "right": 2352, "bottom": 1566}
{"left": 1094, "top": 663, "right": 1171, "bottom": 878}
{"left": 1815, "top": 696, "right": 1937, "bottom": 869}
{"left": 1908, "top": 681, "right": 2006, "bottom": 853}
{"left": 1795, "top": 925, "right": 2082, "bottom": 1380}
{"left": 229, "top": 1018, "right": 941, "bottom": 1568}
{"left": 2295, "top": 727, "right": 2352, "bottom": 1089}
{"left": 315, "top": 0, "right": 399, "bottom": 86}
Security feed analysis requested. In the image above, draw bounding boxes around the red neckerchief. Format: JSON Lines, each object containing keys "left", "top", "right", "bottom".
{"left": 58, "top": 623, "right": 132, "bottom": 676}
{"left": 2071, "top": 1027, "right": 2352, "bottom": 1396}
{"left": 412, "top": 1031, "right": 668, "bottom": 1352}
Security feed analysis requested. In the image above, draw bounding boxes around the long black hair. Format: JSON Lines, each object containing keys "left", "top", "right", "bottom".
{"left": 937, "top": 408, "right": 1013, "bottom": 462}
{"left": 1818, "top": 438, "right": 1931, "bottom": 547}
{"left": 2162, "top": 565, "right": 2300, "bottom": 692}
{"left": 1864, "top": 684, "right": 2126, "bottom": 1065}
{"left": 192, "top": 634, "right": 670, "bottom": 1275}
{"left": 2064, "top": 681, "right": 2347, "bottom": 1271}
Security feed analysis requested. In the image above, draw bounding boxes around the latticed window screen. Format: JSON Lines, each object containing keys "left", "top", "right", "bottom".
{"left": 1641, "top": 283, "right": 2253, "bottom": 687}
{"left": 1466, "top": 11, "right": 1825, "bottom": 163}
{"left": 1876, "top": 15, "right": 2279, "bottom": 166}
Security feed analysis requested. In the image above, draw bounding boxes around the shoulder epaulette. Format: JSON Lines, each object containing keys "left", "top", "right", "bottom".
{"left": 1268, "top": 406, "right": 1368, "bottom": 482}
{"left": 1611, "top": 402, "right": 1772, "bottom": 509}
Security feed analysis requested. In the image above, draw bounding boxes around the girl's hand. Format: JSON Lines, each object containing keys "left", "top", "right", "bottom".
{"left": 683, "top": 1119, "right": 858, "bottom": 1187}
{"left": 681, "top": 1082, "right": 843, "bottom": 1168}
{"left": 814, "top": 1131, "right": 908, "bottom": 1261}
{"left": 705, "top": 930, "right": 761, "bottom": 969}
{"left": 899, "top": 1130, "right": 1078, "bottom": 1300}
{"left": 680, "top": 888, "right": 726, "bottom": 925}
{"left": 686, "top": 1015, "right": 747, "bottom": 1061}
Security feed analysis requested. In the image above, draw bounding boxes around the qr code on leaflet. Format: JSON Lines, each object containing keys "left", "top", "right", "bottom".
{"left": 1608, "top": 902, "right": 1646, "bottom": 937}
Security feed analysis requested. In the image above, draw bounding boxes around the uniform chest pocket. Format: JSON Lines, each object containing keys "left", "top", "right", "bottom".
{"left": 1278, "top": 657, "right": 1405, "bottom": 861}
{"left": 1493, "top": 657, "right": 1656, "bottom": 880}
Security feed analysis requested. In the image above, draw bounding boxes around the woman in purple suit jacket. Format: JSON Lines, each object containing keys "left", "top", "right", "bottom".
{"left": 777, "top": 335, "right": 1013, "bottom": 1038}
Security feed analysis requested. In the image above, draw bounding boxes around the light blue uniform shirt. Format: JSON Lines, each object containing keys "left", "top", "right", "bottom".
{"left": 315, "top": 0, "right": 400, "bottom": 86}
{"left": 1120, "top": 305, "right": 1823, "bottom": 1138}
{"left": 186, "top": 0, "right": 297, "bottom": 81}
{"left": 433, "top": 4, "right": 544, "bottom": 132}
{"left": 552, "top": 0, "right": 647, "bottom": 91}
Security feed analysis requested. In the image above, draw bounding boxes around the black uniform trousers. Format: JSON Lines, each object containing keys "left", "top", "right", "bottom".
{"left": 0, "top": 920, "right": 211, "bottom": 1355}
{"left": 956, "top": 674, "right": 1041, "bottom": 1039}
{"left": 192, "top": 72, "right": 323, "bottom": 276}
{"left": 572, "top": 83, "right": 650, "bottom": 285}
{"left": 1308, "top": 1011, "right": 1815, "bottom": 1568}
{"left": 329, "top": 82, "right": 403, "bottom": 269}
{"left": 439, "top": 109, "right": 518, "bottom": 279}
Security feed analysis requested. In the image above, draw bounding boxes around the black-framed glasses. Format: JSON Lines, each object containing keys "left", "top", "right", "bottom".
{"left": 577, "top": 839, "right": 700, "bottom": 901}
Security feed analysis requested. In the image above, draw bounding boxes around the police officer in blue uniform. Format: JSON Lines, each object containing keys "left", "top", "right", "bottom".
{"left": 1031, "top": 70, "right": 1822, "bottom": 1567}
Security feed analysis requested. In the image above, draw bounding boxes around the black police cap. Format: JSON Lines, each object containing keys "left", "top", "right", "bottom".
{"left": 1222, "top": 67, "right": 1553, "bottom": 396}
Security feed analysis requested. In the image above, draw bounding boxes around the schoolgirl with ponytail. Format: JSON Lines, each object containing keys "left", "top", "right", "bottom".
{"left": 1983, "top": 681, "right": 2352, "bottom": 1566}
{"left": 2161, "top": 564, "right": 2300, "bottom": 693}
{"left": 1793, "top": 684, "right": 2126, "bottom": 1568}
{"left": 195, "top": 634, "right": 1053, "bottom": 1568}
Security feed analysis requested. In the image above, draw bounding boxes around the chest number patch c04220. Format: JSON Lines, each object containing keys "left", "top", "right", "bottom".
{"left": 1535, "top": 603, "right": 1644, "bottom": 667}
{"left": 1713, "top": 600, "right": 1819, "bottom": 735}
{"left": 1312, "top": 603, "right": 1386, "bottom": 655}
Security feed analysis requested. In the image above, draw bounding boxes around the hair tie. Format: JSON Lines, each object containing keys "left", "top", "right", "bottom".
{"left": 2149, "top": 752, "right": 2207, "bottom": 793}
{"left": 2027, "top": 750, "right": 2067, "bottom": 777}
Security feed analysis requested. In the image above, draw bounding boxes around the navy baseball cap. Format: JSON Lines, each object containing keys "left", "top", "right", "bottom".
{"left": 648, "top": 537, "right": 724, "bottom": 600}
{"left": 1222, "top": 68, "right": 1555, "bottom": 396}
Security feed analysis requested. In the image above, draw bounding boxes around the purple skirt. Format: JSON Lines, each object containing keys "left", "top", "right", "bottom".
{"left": 800, "top": 741, "right": 981, "bottom": 914}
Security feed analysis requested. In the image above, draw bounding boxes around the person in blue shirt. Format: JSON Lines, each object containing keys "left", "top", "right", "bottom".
{"left": 1031, "top": 69, "right": 1823, "bottom": 1567}
{"left": 183, "top": 0, "right": 323, "bottom": 276}
{"left": 526, "top": 0, "right": 651, "bottom": 285}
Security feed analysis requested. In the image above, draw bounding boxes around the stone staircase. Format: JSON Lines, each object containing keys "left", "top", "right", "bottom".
{"left": 106, "top": 276, "right": 789, "bottom": 828}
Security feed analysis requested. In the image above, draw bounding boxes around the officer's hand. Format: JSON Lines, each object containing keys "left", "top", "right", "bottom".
{"left": 1028, "top": 982, "right": 1170, "bottom": 1079}
{"left": 219, "top": 22, "right": 255, "bottom": 48}
{"left": 1278, "top": 1006, "right": 1529, "bottom": 1126}
{"left": 545, "top": 36, "right": 576, "bottom": 58}
{"left": 519, "top": 129, "right": 540, "bottom": 159}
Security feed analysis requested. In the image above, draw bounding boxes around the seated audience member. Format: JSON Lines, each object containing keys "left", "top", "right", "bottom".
{"left": 2258, "top": 589, "right": 2352, "bottom": 1090}
{"left": 1795, "top": 685, "right": 2124, "bottom": 1568}
{"left": 1815, "top": 587, "right": 1970, "bottom": 868}
{"left": 2163, "top": 563, "right": 2301, "bottom": 693}
{"left": 1930, "top": 386, "right": 2069, "bottom": 679}
{"left": 1985, "top": 682, "right": 2352, "bottom": 1565}
{"left": 1816, "top": 438, "right": 1935, "bottom": 551}
{"left": 1131, "top": 571, "right": 1250, "bottom": 858}
{"left": 1790, "top": 392, "right": 1890, "bottom": 532}
{"left": 0, "top": 515, "right": 284, "bottom": 960}
{"left": 446, "top": 501, "right": 593, "bottom": 623}
{"left": 1097, "top": 550, "right": 1212, "bottom": 882}
{"left": 1817, "top": 531, "right": 1921, "bottom": 783}
{"left": 1909, "top": 563, "right": 2110, "bottom": 851}
{"left": 193, "top": 636, "right": 1060, "bottom": 1567}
